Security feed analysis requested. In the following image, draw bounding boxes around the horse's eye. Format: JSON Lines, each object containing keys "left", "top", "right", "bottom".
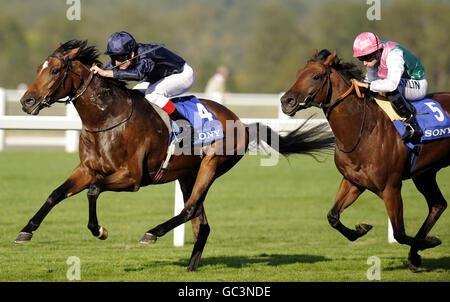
{"left": 313, "top": 74, "right": 322, "bottom": 80}
{"left": 51, "top": 68, "right": 60, "bottom": 75}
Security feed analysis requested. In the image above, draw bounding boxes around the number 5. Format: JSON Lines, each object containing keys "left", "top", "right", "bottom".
{"left": 424, "top": 102, "right": 445, "bottom": 122}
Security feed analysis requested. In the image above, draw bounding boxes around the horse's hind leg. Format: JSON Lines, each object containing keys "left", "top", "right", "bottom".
{"left": 327, "top": 178, "right": 371, "bottom": 241}
{"left": 188, "top": 207, "right": 210, "bottom": 271}
{"left": 140, "top": 156, "right": 223, "bottom": 270}
{"left": 15, "top": 165, "right": 94, "bottom": 243}
{"left": 408, "top": 172, "right": 447, "bottom": 270}
{"left": 177, "top": 173, "right": 211, "bottom": 271}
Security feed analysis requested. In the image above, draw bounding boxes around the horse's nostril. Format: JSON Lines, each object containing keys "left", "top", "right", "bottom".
{"left": 281, "top": 94, "right": 297, "bottom": 107}
{"left": 284, "top": 97, "right": 295, "bottom": 107}
{"left": 24, "top": 98, "right": 36, "bottom": 107}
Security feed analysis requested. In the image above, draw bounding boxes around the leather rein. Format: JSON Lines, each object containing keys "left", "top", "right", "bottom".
{"left": 301, "top": 59, "right": 367, "bottom": 153}
{"left": 44, "top": 54, "right": 133, "bottom": 133}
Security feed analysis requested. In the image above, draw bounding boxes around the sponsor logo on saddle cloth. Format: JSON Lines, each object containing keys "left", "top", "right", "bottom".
{"left": 170, "top": 95, "right": 224, "bottom": 145}
{"left": 151, "top": 96, "right": 224, "bottom": 183}
{"left": 375, "top": 97, "right": 450, "bottom": 149}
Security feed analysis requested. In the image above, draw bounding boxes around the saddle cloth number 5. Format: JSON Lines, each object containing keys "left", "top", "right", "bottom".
{"left": 424, "top": 102, "right": 445, "bottom": 122}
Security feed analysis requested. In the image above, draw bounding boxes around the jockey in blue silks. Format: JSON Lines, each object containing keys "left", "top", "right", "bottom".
{"left": 90, "top": 31, "right": 194, "bottom": 124}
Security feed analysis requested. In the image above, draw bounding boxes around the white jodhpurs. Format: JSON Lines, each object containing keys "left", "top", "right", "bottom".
{"left": 133, "top": 63, "right": 194, "bottom": 109}
{"left": 398, "top": 78, "right": 428, "bottom": 101}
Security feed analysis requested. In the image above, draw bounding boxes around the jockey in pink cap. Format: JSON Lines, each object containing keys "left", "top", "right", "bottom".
{"left": 352, "top": 32, "right": 427, "bottom": 144}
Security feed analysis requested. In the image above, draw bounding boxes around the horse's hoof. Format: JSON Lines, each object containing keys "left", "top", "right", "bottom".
{"left": 139, "top": 232, "right": 157, "bottom": 244}
{"left": 408, "top": 251, "right": 421, "bottom": 272}
{"left": 97, "top": 226, "right": 108, "bottom": 240}
{"left": 355, "top": 223, "right": 373, "bottom": 236}
{"left": 14, "top": 232, "right": 33, "bottom": 243}
{"left": 425, "top": 236, "right": 441, "bottom": 249}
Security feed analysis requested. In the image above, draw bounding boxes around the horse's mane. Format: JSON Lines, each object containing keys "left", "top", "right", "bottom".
{"left": 57, "top": 40, "right": 103, "bottom": 68}
{"left": 56, "top": 40, "right": 142, "bottom": 95}
{"left": 316, "top": 49, "right": 364, "bottom": 81}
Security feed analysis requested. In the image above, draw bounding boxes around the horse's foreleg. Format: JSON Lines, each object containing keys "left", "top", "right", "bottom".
{"left": 86, "top": 169, "right": 137, "bottom": 240}
{"left": 381, "top": 185, "right": 417, "bottom": 247}
{"left": 15, "top": 165, "right": 94, "bottom": 243}
{"left": 408, "top": 173, "right": 447, "bottom": 270}
{"left": 327, "top": 177, "right": 370, "bottom": 241}
{"left": 86, "top": 183, "right": 108, "bottom": 240}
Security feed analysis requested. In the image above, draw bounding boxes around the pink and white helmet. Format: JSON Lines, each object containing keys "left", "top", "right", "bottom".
{"left": 352, "top": 32, "right": 382, "bottom": 58}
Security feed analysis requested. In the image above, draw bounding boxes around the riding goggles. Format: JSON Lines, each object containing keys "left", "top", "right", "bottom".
{"left": 111, "top": 53, "right": 131, "bottom": 63}
{"left": 357, "top": 52, "right": 378, "bottom": 62}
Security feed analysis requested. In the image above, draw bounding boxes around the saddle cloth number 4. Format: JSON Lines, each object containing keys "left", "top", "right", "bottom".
{"left": 197, "top": 103, "right": 213, "bottom": 121}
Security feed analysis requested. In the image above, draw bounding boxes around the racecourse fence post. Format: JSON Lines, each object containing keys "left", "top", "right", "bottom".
{"left": 0, "top": 88, "right": 5, "bottom": 151}
{"left": 173, "top": 180, "right": 185, "bottom": 246}
{"left": 65, "top": 103, "right": 79, "bottom": 153}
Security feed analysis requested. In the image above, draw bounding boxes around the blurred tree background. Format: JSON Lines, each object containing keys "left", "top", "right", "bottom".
{"left": 0, "top": 0, "right": 449, "bottom": 93}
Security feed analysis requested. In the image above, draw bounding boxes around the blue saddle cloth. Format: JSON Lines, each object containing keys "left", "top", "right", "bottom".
{"left": 392, "top": 98, "right": 450, "bottom": 150}
{"left": 169, "top": 95, "right": 224, "bottom": 145}
{"left": 391, "top": 98, "right": 449, "bottom": 176}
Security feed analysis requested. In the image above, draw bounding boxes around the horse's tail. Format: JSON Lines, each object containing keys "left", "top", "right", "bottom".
{"left": 245, "top": 117, "right": 335, "bottom": 156}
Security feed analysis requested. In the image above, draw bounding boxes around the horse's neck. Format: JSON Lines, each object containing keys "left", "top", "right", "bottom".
{"left": 73, "top": 67, "right": 131, "bottom": 130}
{"left": 325, "top": 75, "right": 378, "bottom": 150}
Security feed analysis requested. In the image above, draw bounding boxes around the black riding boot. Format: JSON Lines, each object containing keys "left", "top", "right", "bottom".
{"left": 387, "top": 90, "right": 422, "bottom": 144}
{"left": 169, "top": 108, "right": 197, "bottom": 144}
{"left": 169, "top": 108, "right": 189, "bottom": 125}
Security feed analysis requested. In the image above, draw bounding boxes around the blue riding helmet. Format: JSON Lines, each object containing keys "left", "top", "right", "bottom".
{"left": 104, "top": 31, "right": 136, "bottom": 56}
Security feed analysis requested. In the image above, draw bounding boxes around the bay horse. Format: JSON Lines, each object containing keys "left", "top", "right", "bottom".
{"left": 281, "top": 49, "right": 450, "bottom": 271}
{"left": 16, "top": 40, "right": 335, "bottom": 271}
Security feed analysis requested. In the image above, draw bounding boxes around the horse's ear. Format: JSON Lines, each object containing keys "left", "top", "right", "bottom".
{"left": 56, "top": 42, "right": 62, "bottom": 49}
{"left": 324, "top": 50, "right": 337, "bottom": 66}
{"left": 65, "top": 47, "right": 81, "bottom": 60}
{"left": 311, "top": 49, "right": 319, "bottom": 60}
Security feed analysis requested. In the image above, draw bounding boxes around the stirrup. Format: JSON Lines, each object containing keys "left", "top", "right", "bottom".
{"left": 401, "top": 123, "right": 422, "bottom": 144}
{"left": 171, "top": 120, "right": 198, "bottom": 145}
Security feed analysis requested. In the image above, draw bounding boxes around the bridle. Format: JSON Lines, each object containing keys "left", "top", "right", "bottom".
{"left": 38, "top": 53, "right": 133, "bottom": 133}
{"left": 44, "top": 53, "right": 94, "bottom": 106}
{"left": 298, "top": 58, "right": 368, "bottom": 153}
{"left": 292, "top": 58, "right": 332, "bottom": 111}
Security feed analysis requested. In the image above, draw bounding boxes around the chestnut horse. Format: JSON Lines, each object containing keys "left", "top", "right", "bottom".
{"left": 16, "top": 40, "right": 335, "bottom": 271}
{"left": 281, "top": 49, "right": 450, "bottom": 271}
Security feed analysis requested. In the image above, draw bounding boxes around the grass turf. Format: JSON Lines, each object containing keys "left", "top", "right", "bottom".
{"left": 0, "top": 151, "right": 449, "bottom": 281}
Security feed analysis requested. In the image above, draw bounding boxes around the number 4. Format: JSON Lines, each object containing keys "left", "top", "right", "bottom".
{"left": 197, "top": 103, "right": 213, "bottom": 121}
{"left": 424, "top": 102, "right": 445, "bottom": 122}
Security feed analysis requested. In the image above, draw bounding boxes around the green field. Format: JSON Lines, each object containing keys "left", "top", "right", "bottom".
{"left": 0, "top": 151, "right": 449, "bottom": 282}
